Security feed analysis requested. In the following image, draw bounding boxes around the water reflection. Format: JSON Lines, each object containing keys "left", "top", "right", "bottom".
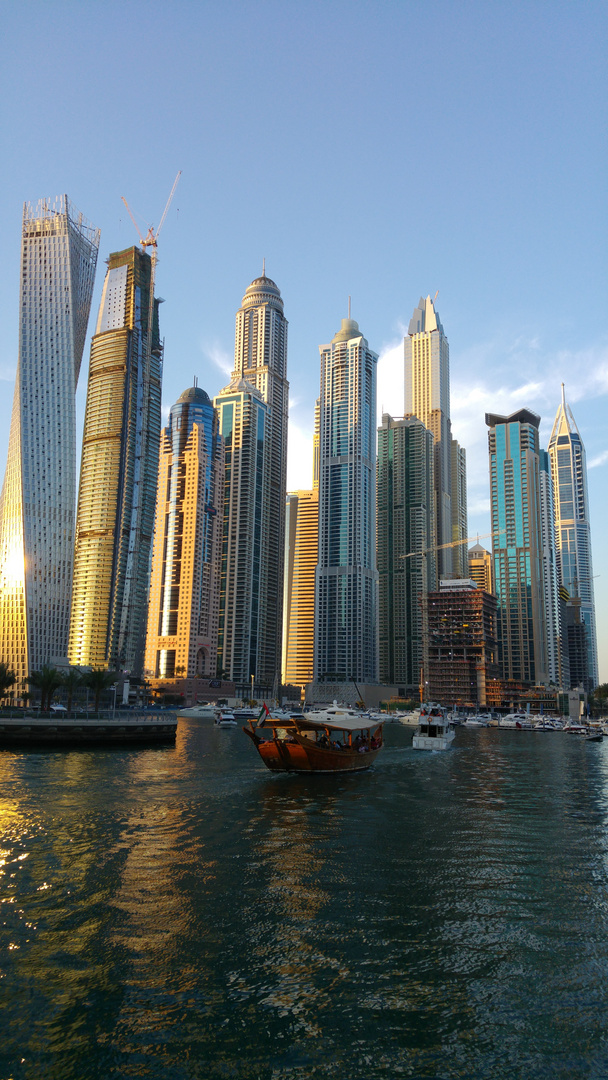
{"left": 1, "top": 728, "right": 608, "bottom": 1078}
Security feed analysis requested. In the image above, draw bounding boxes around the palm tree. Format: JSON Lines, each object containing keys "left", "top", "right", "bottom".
{"left": 83, "top": 668, "right": 115, "bottom": 714}
{"left": 0, "top": 663, "right": 16, "bottom": 705}
{"left": 27, "top": 665, "right": 63, "bottom": 711}
{"left": 61, "top": 668, "right": 82, "bottom": 714}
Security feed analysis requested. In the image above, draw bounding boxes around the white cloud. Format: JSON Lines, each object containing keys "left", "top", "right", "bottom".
{"left": 200, "top": 338, "right": 232, "bottom": 378}
{"left": 588, "top": 450, "right": 608, "bottom": 469}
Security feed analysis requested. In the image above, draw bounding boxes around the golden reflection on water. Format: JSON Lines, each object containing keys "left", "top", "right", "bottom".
{"left": 235, "top": 780, "right": 350, "bottom": 1036}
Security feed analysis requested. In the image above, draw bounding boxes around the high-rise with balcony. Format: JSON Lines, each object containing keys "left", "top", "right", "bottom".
{"left": 486, "top": 408, "right": 548, "bottom": 686}
{"left": 315, "top": 317, "right": 378, "bottom": 684}
{"left": 282, "top": 402, "right": 319, "bottom": 691}
{"left": 547, "top": 386, "right": 598, "bottom": 689}
{"left": 539, "top": 449, "right": 561, "bottom": 686}
{"left": 377, "top": 413, "right": 435, "bottom": 690}
{"left": 405, "top": 296, "right": 461, "bottom": 578}
{"left": 215, "top": 272, "right": 289, "bottom": 693}
{"left": 69, "top": 246, "right": 163, "bottom": 676}
{"left": 145, "top": 385, "right": 224, "bottom": 681}
{"left": 0, "top": 197, "right": 99, "bottom": 690}
{"left": 214, "top": 378, "right": 271, "bottom": 690}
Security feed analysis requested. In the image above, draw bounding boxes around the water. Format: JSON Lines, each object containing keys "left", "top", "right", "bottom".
{"left": 2, "top": 722, "right": 608, "bottom": 1079}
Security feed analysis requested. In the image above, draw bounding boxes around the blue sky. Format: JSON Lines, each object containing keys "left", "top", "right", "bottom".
{"left": 1, "top": 0, "right": 606, "bottom": 680}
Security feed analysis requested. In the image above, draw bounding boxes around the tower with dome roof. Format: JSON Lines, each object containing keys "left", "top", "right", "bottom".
{"left": 214, "top": 271, "right": 289, "bottom": 694}
{"left": 144, "top": 384, "right": 224, "bottom": 682}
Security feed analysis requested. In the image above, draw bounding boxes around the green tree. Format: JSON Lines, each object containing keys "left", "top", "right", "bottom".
{"left": 27, "top": 665, "right": 63, "bottom": 711}
{"left": 61, "top": 668, "right": 82, "bottom": 713}
{"left": 0, "top": 663, "right": 16, "bottom": 704}
{"left": 83, "top": 668, "right": 115, "bottom": 713}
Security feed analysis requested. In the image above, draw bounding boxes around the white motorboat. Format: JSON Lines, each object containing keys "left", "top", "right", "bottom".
{"left": 497, "top": 712, "right": 529, "bottom": 729}
{"left": 215, "top": 710, "right": 237, "bottom": 728}
{"left": 462, "top": 713, "right": 492, "bottom": 727}
{"left": 179, "top": 703, "right": 218, "bottom": 719}
{"left": 412, "top": 703, "right": 455, "bottom": 751}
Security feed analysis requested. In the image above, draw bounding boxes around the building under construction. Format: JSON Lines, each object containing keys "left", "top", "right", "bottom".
{"left": 426, "top": 580, "right": 498, "bottom": 707}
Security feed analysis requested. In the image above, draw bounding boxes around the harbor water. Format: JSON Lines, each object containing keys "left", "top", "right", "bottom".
{"left": 2, "top": 721, "right": 608, "bottom": 1079}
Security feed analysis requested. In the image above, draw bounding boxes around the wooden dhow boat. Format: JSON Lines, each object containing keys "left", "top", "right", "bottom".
{"left": 242, "top": 704, "right": 384, "bottom": 773}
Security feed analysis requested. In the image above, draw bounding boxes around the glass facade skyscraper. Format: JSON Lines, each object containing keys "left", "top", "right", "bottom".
{"left": 314, "top": 318, "right": 378, "bottom": 684}
{"left": 69, "top": 246, "right": 162, "bottom": 675}
{"left": 217, "top": 273, "right": 288, "bottom": 692}
{"left": 539, "top": 449, "right": 561, "bottom": 686}
{"left": 0, "top": 197, "right": 99, "bottom": 689}
{"left": 214, "top": 378, "right": 272, "bottom": 688}
{"left": 547, "top": 388, "right": 598, "bottom": 688}
{"left": 377, "top": 413, "right": 435, "bottom": 689}
{"left": 486, "top": 408, "right": 548, "bottom": 686}
{"left": 145, "top": 385, "right": 223, "bottom": 680}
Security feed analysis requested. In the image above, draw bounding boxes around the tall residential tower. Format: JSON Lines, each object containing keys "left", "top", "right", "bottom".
{"left": 0, "top": 197, "right": 99, "bottom": 688}
{"left": 486, "top": 408, "right": 548, "bottom": 686}
{"left": 377, "top": 413, "right": 435, "bottom": 690}
{"left": 405, "top": 296, "right": 463, "bottom": 577}
{"left": 547, "top": 387, "right": 598, "bottom": 688}
{"left": 69, "top": 246, "right": 163, "bottom": 675}
{"left": 214, "top": 378, "right": 272, "bottom": 690}
{"left": 145, "top": 385, "right": 223, "bottom": 681}
{"left": 315, "top": 318, "right": 378, "bottom": 685}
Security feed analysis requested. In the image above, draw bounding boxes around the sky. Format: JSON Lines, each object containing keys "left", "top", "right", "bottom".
{"left": 1, "top": 0, "right": 606, "bottom": 681}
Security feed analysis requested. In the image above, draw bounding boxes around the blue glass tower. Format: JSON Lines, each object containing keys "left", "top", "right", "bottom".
{"left": 486, "top": 409, "right": 548, "bottom": 686}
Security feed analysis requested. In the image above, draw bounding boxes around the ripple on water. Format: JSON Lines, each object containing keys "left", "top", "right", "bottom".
{"left": 1, "top": 726, "right": 608, "bottom": 1078}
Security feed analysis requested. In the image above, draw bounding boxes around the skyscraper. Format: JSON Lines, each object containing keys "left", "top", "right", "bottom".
{"left": 282, "top": 489, "right": 318, "bottom": 689}
{"left": 451, "top": 438, "right": 468, "bottom": 577}
{"left": 539, "top": 449, "right": 561, "bottom": 686}
{"left": 69, "top": 246, "right": 162, "bottom": 675}
{"left": 377, "top": 413, "right": 435, "bottom": 690}
{"left": 486, "top": 408, "right": 548, "bottom": 686}
{"left": 315, "top": 317, "right": 378, "bottom": 685}
{"left": 282, "top": 400, "right": 319, "bottom": 690}
{"left": 547, "top": 387, "right": 598, "bottom": 688}
{"left": 404, "top": 295, "right": 455, "bottom": 577}
{"left": 217, "top": 272, "right": 288, "bottom": 692}
{"left": 144, "top": 385, "right": 224, "bottom": 681}
{"left": 214, "top": 377, "right": 272, "bottom": 689}
{"left": 0, "top": 197, "right": 99, "bottom": 689}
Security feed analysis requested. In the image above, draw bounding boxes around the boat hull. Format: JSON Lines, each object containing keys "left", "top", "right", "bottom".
{"left": 412, "top": 731, "right": 455, "bottom": 751}
{"left": 244, "top": 728, "right": 381, "bottom": 773}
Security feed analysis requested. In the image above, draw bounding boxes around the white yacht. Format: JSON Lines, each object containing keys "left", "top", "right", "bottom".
{"left": 215, "top": 710, "right": 237, "bottom": 728}
{"left": 412, "top": 703, "right": 455, "bottom": 751}
{"left": 178, "top": 703, "right": 218, "bottom": 719}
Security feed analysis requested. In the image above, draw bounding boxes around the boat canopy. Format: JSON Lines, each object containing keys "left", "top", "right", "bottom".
{"left": 299, "top": 714, "right": 382, "bottom": 733}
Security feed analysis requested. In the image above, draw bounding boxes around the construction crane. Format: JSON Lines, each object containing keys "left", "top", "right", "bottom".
{"left": 121, "top": 170, "right": 181, "bottom": 259}
{"left": 120, "top": 171, "right": 181, "bottom": 339}
{"left": 399, "top": 529, "right": 505, "bottom": 561}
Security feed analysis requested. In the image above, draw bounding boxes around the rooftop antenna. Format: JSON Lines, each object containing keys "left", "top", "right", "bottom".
{"left": 194, "top": 375, "right": 198, "bottom": 388}
{"left": 434, "top": 290, "right": 439, "bottom": 303}
{"left": 561, "top": 382, "right": 566, "bottom": 408}
{"left": 262, "top": 257, "right": 266, "bottom": 277}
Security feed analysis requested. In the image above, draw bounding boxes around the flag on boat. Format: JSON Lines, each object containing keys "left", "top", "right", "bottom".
{"left": 256, "top": 702, "right": 270, "bottom": 727}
